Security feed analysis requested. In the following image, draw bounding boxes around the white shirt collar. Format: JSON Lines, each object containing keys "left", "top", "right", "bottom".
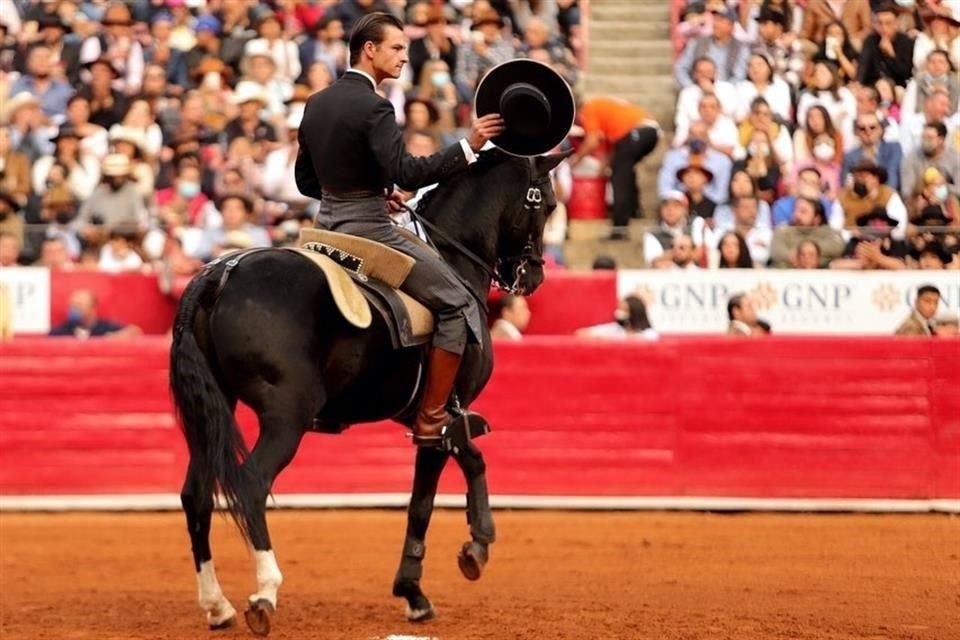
{"left": 346, "top": 68, "right": 377, "bottom": 91}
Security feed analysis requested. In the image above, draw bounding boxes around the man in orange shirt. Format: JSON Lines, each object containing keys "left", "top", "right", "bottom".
{"left": 568, "top": 96, "right": 660, "bottom": 240}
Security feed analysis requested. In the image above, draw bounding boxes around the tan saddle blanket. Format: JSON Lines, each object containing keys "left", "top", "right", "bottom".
{"left": 292, "top": 229, "right": 434, "bottom": 341}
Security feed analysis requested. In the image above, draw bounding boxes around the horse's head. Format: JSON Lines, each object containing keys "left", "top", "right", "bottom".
{"left": 491, "top": 149, "right": 572, "bottom": 296}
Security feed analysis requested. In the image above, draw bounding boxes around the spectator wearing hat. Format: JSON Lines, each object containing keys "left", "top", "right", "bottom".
{"left": 240, "top": 42, "right": 293, "bottom": 119}
{"left": 245, "top": 9, "right": 301, "bottom": 85}
{"left": 900, "top": 89, "right": 960, "bottom": 159}
{"left": 675, "top": 7, "right": 750, "bottom": 88}
{"left": 659, "top": 135, "right": 733, "bottom": 206}
{"left": 800, "top": 0, "right": 872, "bottom": 50}
{"left": 856, "top": 3, "right": 916, "bottom": 88}
{"left": 0, "top": 189, "right": 23, "bottom": 247}
{"left": 77, "top": 57, "right": 128, "bottom": 129}
{"left": 751, "top": 8, "right": 805, "bottom": 90}
{"left": 895, "top": 285, "right": 940, "bottom": 335}
{"left": 182, "top": 15, "right": 225, "bottom": 86}
{"left": 202, "top": 192, "right": 271, "bottom": 259}
{"left": 715, "top": 195, "right": 773, "bottom": 265}
{"left": 15, "top": 13, "right": 83, "bottom": 86}
{"left": 831, "top": 205, "right": 909, "bottom": 269}
{"left": 770, "top": 196, "right": 845, "bottom": 267}
{"left": 676, "top": 162, "right": 718, "bottom": 222}
{"left": 902, "top": 49, "right": 960, "bottom": 119}
{"left": 300, "top": 14, "right": 347, "bottom": 82}
{"left": 833, "top": 160, "right": 907, "bottom": 231}
{"left": 569, "top": 95, "right": 661, "bottom": 239}
{"left": 643, "top": 190, "right": 713, "bottom": 269}
{"left": 901, "top": 121, "right": 960, "bottom": 202}
{"left": 912, "top": 8, "right": 960, "bottom": 71}
{"left": 734, "top": 52, "right": 792, "bottom": 124}
{"left": 31, "top": 124, "right": 101, "bottom": 201}
{"left": 455, "top": 7, "right": 515, "bottom": 93}
{"left": 2, "top": 92, "right": 51, "bottom": 161}
{"left": 674, "top": 92, "right": 740, "bottom": 159}
{"left": 224, "top": 80, "right": 279, "bottom": 157}
{"left": 0, "top": 125, "right": 32, "bottom": 206}
{"left": 38, "top": 185, "right": 82, "bottom": 259}
{"left": 79, "top": 2, "right": 144, "bottom": 94}
{"left": 407, "top": 6, "right": 457, "bottom": 88}
{"left": 75, "top": 153, "right": 149, "bottom": 237}
{"left": 108, "top": 123, "right": 155, "bottom": 204}
{"left": 8, "top": 44, "right": 73, "bottom": 122}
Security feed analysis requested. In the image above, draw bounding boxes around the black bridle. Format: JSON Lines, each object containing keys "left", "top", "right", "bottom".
{"left": 402, "top": 158, "right": 549, "bottom": 298}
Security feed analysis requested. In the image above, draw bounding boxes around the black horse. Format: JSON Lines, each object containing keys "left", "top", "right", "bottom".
{"left": 169, "top": 148, "right": 570, "bottom": 635}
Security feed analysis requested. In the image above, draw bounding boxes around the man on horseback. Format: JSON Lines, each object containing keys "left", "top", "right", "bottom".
{"left": 294, "top": 12, "right": 505, "bottom": 446}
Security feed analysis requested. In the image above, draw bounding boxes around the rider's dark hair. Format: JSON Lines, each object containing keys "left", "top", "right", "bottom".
{"left": 349, "top": 12, "right": 404, "bottom": 66}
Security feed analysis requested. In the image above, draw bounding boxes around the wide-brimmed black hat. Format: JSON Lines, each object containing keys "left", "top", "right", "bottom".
{"left": 850, "top": 159, "right": 889, "bottom": 184}
{"left": 855, "top": 206, "right": 898, "bottom": 228}
{"left": 474, "top": 58, "right": 575, "bottom": 157}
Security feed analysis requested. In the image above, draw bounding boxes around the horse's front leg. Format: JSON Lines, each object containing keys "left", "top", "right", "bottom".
{"left": 451, "top": 439, "right": 495, "bottom": 581}
{"left": 393, "top": 445, "right": 449, "bottom": 622}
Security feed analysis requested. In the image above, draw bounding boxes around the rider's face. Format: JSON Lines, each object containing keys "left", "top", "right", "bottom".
{"left": 370, "top": 26, "right": 408, "bottom": 80}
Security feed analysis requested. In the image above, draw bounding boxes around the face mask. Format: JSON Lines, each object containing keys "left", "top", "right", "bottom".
{"left": 748, "top": 143, "right": 769, "bottom": 156}
{"left": 894, "top": 0, "right": 914, "bottom": 6}
{"left": 813, "top": 143, "right": 835, "bottom": 162}
{"left": 67, "top": 307, "right": 84, "bottom": 323}
{"left": 921, "top": 142, "right": 937, "bottom": 157}
{"left": 933, "top": 185, "right": 949, "bottom": 202}
{"left": 431, "top": 71, "right": 450, "bottom": 88}
{"left": 107, "top": 178, "right": 126, "bottom": 190}
{"left": 853, "top": 180, "right": 868, "bottom": 198}
{"left": 177, "top": 181, "right": 200, "bottom": 199}
{"left": 202, "top": 71, "right": 221, "bottom": 90}
{"left": 614, "top": 309, "right": 630, "bottom": 327}
{"left": 54, "top": 210, "right": 74, "bottom": 225}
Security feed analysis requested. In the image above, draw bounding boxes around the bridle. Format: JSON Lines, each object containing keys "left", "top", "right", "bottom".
{"left": 402, "top": 158, "right": 549, "bottom": 299}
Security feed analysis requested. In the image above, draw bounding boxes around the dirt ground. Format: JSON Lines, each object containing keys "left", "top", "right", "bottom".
{"left": 0, "top": 510, "right": 957, "bottom": 640}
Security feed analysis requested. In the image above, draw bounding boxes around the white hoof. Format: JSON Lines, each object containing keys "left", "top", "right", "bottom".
{"left": 206, "top": 601, "right": 237, "bottom": 629}
{"left": 406, "top": 602, "right": 436, "bottom": 622}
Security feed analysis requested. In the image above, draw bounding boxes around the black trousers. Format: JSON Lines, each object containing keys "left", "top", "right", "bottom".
{"left": 610, "top": 126, "right": 660, "bottom": 228}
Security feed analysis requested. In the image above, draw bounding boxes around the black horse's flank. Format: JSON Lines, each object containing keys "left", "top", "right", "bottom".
{"left": 169, "top": 148, "right": 570, "bottom": 634}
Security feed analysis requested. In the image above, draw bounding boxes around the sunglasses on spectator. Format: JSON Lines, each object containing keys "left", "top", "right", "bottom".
{"left": 856, "top": 124, "right": 880, "bottom": 132}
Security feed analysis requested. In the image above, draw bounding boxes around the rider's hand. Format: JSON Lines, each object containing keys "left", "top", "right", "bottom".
{"left": 386, "top": 190, "right": 406, "bottom": 214}
{"left": 468, "top": 113, "right": 506, "bottom": 152}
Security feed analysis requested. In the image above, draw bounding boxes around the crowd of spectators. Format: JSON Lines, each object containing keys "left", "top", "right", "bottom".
{"left": 651, "top": 0, "right": 960, "bottom": 271}
{"left": 0, "top": 0, "right": 583, "bottom": 275}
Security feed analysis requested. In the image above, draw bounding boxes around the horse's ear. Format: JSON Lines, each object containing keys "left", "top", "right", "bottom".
{"left": 535, "top": 149, "right": 574, "bottom": 175}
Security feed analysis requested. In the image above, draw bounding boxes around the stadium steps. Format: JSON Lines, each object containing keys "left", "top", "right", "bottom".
{"left": 566, "top": 0, "right": 677, "bottom": 268}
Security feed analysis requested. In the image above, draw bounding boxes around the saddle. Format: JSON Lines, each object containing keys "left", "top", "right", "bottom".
{"left": 293, "top": 228, "right": 434, "bottom": 348}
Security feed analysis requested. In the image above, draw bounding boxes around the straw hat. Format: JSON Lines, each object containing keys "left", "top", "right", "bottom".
{"left": 102, "top": 153, "right": 132, "bottom": 177}
{"left": 1, "top": 92, "right": 40, "bottom": 124}
{"left": 231, "top": 80, "right": 269, "bottom": 106}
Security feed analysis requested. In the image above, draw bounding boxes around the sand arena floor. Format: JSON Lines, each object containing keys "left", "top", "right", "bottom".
{"left": 0, "top": 510, "right": 957, "bottom": 639}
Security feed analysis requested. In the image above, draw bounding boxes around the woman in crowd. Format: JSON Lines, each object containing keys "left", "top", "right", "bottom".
{"left": 793, "top": 104, "right": 842, "bottom": 167}
{"left": 811, "top": 21, "right": 859, "bottom": 84}
{"left": 575, "top": 295, "right": 659, "bottom": 340}
{"left": 796, "top": 60, "right": 856, "bottom": 142}
{"left": 734, "top": 128, "right": 782, "bottom": 203}
{"left": 31, "top": 124, "right": 100, "bottom": 201}
{"left": 735, "top": 52, "right": 792, "bottom": 123}
{"left": 716, "top": 231, "right": 755, "bottom": 268}
{"left": 714, "top": 169, "right": 774, "bottom": 229}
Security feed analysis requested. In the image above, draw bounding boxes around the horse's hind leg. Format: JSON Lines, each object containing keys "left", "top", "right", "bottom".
{"left": 239, "top": 406, "right": 309, "bottom": 637}
{"left": 393, "top": 445, "right": 449, "bottom": 622}
{"left": 181, "top": 459, "right": 237, "bottom": 629}
{"left": 452, "top": 441, "right": 495, "bottom": 581}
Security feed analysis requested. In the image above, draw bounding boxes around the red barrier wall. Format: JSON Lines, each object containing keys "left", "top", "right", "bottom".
{"left": 49, "top": 272, "right": 175, "bottom": 335}
{"left": 1, "top": 337, "right": 956, "bottom": 500}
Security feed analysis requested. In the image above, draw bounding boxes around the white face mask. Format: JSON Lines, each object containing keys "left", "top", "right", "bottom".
{"left": 748, "top": 143, "right": 769, "bottom": 156}
{"left": 933, "top": 185, "right": 949, "bottom": 202}
{"left": 813, "top": 143, "right": 835, "bottom": 162}
{"left": 202, "top": 71, "right": 221, "bottom": 90}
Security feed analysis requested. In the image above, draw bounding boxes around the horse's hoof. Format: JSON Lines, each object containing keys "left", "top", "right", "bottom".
{"left": 244, "top": 598, "right": 275, "bottom": 637}
{"left": 406, "top": 601, "right": 436, "bottom": 623}
{"left": 208, "top": 615, "right": 236, "bottom": 631}
{"left": 457, "top": 541, "right": 488, "bottom": 581}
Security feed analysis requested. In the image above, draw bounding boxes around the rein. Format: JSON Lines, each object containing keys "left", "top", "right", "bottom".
{"left": 403, "top": 158, "right": 546, "bottom": 297}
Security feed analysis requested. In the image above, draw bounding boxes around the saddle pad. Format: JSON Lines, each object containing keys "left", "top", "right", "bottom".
{"left": 299, "top": 228, "right": 415, "bottom": 288}
{"left": 284, "top": 248, "right": 372, "bottom": 329}
{"left": 396, "top": 289, "right": 434, "bottom": 339}
{"left": 354, "top": 277, "right": 434, "bottom": 348}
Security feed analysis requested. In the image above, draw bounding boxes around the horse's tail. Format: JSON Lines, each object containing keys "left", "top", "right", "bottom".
{"left": 169, "top": 268, "right": 254, "bottom": 543}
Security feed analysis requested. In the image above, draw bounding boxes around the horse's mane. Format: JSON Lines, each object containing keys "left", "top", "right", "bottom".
{"left": 415, "top": 149, "right": 522, "bottom": 223}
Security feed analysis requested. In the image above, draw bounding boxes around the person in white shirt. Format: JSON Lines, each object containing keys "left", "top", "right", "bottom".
{"left": 576, "top": 295, "right": 659, "bottom": 341}
{"left": 900, "top": 89, "right": 960, "bottom": 158}
{"left": 674, "top": 92, "right": 740, "bottom": 158}
{"left": 674, "top": 57, "right": 738, "bottom": 133}
{"left": 643, "top": 190, "right": 713, "bottom": 267}
{"left": 715, "top": 195, "right": 773, "bottom": 265}
{"left": 734, "top": 52, "right": 792, "bottom": 123}
{"left": 98, "top": 229, "right": 144, "bottom": 273}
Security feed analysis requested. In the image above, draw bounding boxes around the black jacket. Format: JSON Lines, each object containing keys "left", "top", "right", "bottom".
{"left": 856, "top": 32, "right": 915, "bottom": 87}
{"left": 295, "top": 71, "right": 468, "bottom": 198}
